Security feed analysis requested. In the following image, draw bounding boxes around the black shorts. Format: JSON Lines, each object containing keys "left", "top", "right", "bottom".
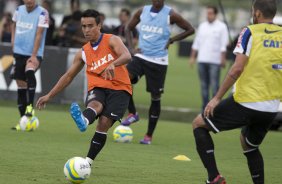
{"left": 126, "top": 56, "right": 167, "bottom": 95}
{"left": 203, "top": 96, "right": 277, "bottom": 148}
{"left": 11, "top": 53, "right": 43, "bottom": 81}
{"left": 85, "top": 87, "right": 130, "bottom": 122}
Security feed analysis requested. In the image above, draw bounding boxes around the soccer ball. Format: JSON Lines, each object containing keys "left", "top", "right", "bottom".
{"left": 19, "top": 116, "right": 39, "bottom": 131}
{"left": 113, "top": 125, "right": 133, "bottom": 143}
{"left": 64, "top": 157, "right": 91, "bottom": 184}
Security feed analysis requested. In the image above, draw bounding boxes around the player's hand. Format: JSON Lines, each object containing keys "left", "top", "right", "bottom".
{"left": 204, "top": 97, "right": 220, "bottom": 118}
{"left": 102, "top": 63, "right": 115, "bottom": 80}
{"left": 221, "top": 59, "right": 226, "bottom": 68}
{"left": 130, "top": 48, "right": 141, "bottom": 55}
{"left": 165, "top": 38, "right": 174, "bottom": 49}
{"left": 189, "top": 57, "right": 196, "bottom": 68}
{"left": 27, "top": 55, "right": 39, "bottom": 67}
{"left": 36, "top": 95, "right": 50, "bottom": 110}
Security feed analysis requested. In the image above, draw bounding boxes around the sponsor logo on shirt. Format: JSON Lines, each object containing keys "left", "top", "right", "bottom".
{"left": 90, "top": 54, "right": 115, "bottom": 71}
{"left": 264, "top": 28, "right": 282, "bottom": 34}
{"left": 16, "top": 21, "right": 33, "bottom": 29}
{"left": 140, "top": 25, "right": 163, "bottom": 34}
{"left": 272, "top": 64, "right": 282, "bottom": 70}
{"left": 263, "top": 39, "right": 282, "bottom": 48}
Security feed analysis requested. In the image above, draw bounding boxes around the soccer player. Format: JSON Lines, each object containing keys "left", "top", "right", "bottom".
{"left": 192, "top": 0, "right": 281, "bottom": 183}
{"left": 36, "top": 9, "right": 132, "bottom": 167}
{"left": 123, "top": 0, "right": 195, "bottom": 144}
{"left": 11, "top": 0, "right": 49, "bottom": 130}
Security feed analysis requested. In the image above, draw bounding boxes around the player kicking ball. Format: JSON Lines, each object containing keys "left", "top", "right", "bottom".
{"left": 36, "top": 9, "right": 132, "bottom": 167}
{"left": 192, "top": 0, "right": 282, "bottom": 183}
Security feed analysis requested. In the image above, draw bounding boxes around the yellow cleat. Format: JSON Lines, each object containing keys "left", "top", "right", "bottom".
{"left": 25, "top": 104, "right": 35, "bottom": 117}
{"left": 11, "top": 124, "right": 21, "bottom": 131}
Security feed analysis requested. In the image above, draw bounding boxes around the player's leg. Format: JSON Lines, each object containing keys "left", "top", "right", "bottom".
{"left": 11, "top": 55, "right": 28, "bottom": 130}
{"left": 198, "top": 63, "right": 210, "bottom": 111}
{"left": 86, "top": 115, "right": 113, "bottom": 165}
{"left": 140, "top": 62, "right": 167, "bottom": 144}
{"left": 192, "top": 115, "right": 221, "bottom": 183}
{"left": 24, "top": 56, "right": 41, "bottom": 116}
{"left": 122, "top": 57, "right": 144, "bottom": 125}
{"left": 240, "top": 111, "right": 277, "bottom": 184}
{"left": 12, "top": 54, "right": 29, "bottom": 118}
{"left": 70, "top": 88, "right": 105, "bottom": 132}
{"left": 193, "top": 96, "right": 247, "bottom": 183}
{"left": 139, "top": 93, "right": 161, "bottom": 145}
{"left": 16, "top": 80, "right": 28, "bottom": 117}
{"left": 209, "top": 64, "right": 220, "bottom": 98}
{"left": 86, "top": 89, "right": 130, "bottom": 165}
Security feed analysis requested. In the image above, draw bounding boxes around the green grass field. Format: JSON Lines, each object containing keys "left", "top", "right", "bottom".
{"left": 0, "top": 106, "right": 282, "bottom": 184}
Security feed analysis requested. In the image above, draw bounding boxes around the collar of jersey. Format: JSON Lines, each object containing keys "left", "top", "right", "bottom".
{"left": 150, "top": 6, "right": 163, "bottom": 13}
{"left": 25, "top": 4, "right": 39, "bottom": 13}
{"left": 91, "top": 33, "right": 104, "bottom": 47}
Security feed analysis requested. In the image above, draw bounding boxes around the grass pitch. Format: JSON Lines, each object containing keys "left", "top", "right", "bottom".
{"left": 0, "top": 105, "right": 282, "bottom": 184}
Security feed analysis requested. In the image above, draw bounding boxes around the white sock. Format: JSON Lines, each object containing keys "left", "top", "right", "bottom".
{"left": 86, "top": 157, "right": 93, "bottom": 166}
{"left": 82, "top": 115, "right": 89, "bottom": 125}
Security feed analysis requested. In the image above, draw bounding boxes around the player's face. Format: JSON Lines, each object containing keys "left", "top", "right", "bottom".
{"left": 207, "top": 8, "right": 216, "bottom": 23}
{"left": 152, "top": 0, "right": 164, "bottom": 9}
{"left": 23, "top": 0, "right": 36, "bottom": 10}
{"left": 119, "top": 12, "right": 129, "bottom": 24}
{"left": 81, "top": 17, "right": 101, "bottom": 42}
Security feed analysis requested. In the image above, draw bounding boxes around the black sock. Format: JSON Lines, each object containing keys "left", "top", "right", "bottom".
{"left": 193, "top": 127, "right": 219, "bottom": 181}
{"left": 128, "top": 96, "right": 137, "bottom": 114}
{"left": 82, "top": 107, "right": 97, "bottom": 125}
{"left": 244, "top": 149, "right": 264, "bottom": 184}
{"left": 17, "top": 88, "right": 27, "bottom": 117}
{"left": 25, "top": 70, "right": 36, "bottom": 106}
{"left": 87, "top": 131, "right": 107, "bottom": 161}
{"left": 146, "top": 99, "right": 161, "bottom": 137}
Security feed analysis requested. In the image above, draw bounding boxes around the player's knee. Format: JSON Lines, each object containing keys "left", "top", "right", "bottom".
{"left": 16, "top": 80, "right": 27, "bottom": 88}
{"left": 87, "top": 101, "right": 103, "bottom": 114}
{"left": 26, "top": 60, "right": 39, "bottom": 70}
{"left": 25, "top": 69, "right": 36, "bottom": 87}
{"left": 151, "top": 93, "right": 161, "bottom": 101}
{"left": 240, "top": 134, "right": 259, "bottom": 151}
{"left": 96, "top": 116, "right": 113, "bottom": 132}
{"left": 192, "top": 115, "right": 206, "bottom": 130}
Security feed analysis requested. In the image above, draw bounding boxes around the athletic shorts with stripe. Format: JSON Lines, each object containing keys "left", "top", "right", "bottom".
{"left": 85, "top": 87, "right": 130, "bottom": 123}
{"left": 126, "top": 56, "right": 167, "bottom": 95}
{"left": 202, "top": 96, "right": 277, "bottom": 148}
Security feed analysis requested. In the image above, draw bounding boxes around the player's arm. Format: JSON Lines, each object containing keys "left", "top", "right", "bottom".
{"left": 125, "top": 8, "right": 142, "bottom": 54}
{"left": 166, "top": 9, "right": 195, "bottom": 49}
{"left": 11, "top": 8, "right": 18, "bottom": 50}
{"left": 102, "top": 35, "right": 131, "bottom": 80}
{"left": 204, "top": 53, "right": 248, "bottom": 118}
{"left": 204, "top": 27, "right": 251, "bottom": 117}
{"left": 10, "top": 22, "right": 16, "bottom": 50}
{"left": 28, "top": 10, "right": 49, "bottom": 63}
{"left": 31, "top": 27, "right": 45, "bottom": 57}
{"left": 36, "top": 51, "right": 85, "bottom": 110}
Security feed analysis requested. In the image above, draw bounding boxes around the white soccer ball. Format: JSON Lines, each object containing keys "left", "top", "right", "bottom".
{"left": 64, "top": 157, "right": 91, "bottom": 184}
{"left": 113, "top": 125, "right": 133, "bottom": 143}
{"left": 19, "top": 116, "right": 39, "bottom": 131}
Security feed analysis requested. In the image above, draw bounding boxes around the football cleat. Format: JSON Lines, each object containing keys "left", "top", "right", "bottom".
{"left": 25, "top": 104, "right": 34, "bottom": 117}
{"left": 140, "top": 135, "right": 152, "bottom": 145}
{"left": 121, "top": 113, "right": 139, "bottom": 126}
{"left": 11, "top": 124, "right": 21, "bottom": 131}
{"left": 206, "top": 175, "right": 226, "bottom": 184}
{"left": 70, "top": 103, "right": 87, "bottom": 132}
